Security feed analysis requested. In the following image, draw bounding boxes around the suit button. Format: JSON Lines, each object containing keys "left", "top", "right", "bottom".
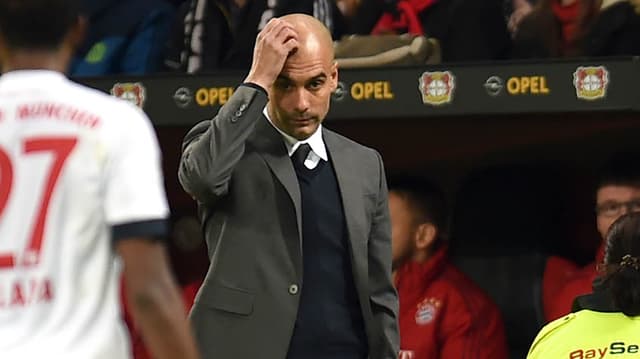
{"left": 288, "top": 284, "right": 299, "bottom": 295}
{"left": 230, "top": 115, "right": 238, "bottom": 123}
{"left": 234, "top": 110, "right": 243, "bottom": 117}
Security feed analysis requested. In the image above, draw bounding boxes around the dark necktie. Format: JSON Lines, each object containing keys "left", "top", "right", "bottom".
{"left": 291, "top": 143, "right": 312, "bottom": 169}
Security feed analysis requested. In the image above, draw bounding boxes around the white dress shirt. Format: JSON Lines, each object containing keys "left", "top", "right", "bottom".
{"left": 264, "top": 108, "right": 328, "bottom": 169}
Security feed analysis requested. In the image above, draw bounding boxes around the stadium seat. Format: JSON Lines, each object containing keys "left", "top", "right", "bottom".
{"left": 449, "top": 164, "right": 568, "bottom": 359}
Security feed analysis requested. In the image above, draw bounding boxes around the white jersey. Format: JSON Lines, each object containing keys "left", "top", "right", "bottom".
{"left": 0, "top": 70, "right": 169, "bottom": 358}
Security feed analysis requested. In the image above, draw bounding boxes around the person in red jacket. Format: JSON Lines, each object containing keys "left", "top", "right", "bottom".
{"left": 388, "top": 176, "right": 509, "bottom": 359}
{"left": 543, "top": 152, "right": 640, "bottom": 321}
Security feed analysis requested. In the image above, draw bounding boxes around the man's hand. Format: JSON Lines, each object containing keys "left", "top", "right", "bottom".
{"left": 244, "top": 18, "right": 299, "bottom": 91}
{"left": 508, "top": 0, "right": 533, "bottom": 37}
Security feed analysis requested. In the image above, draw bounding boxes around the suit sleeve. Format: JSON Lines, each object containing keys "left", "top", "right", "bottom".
{"left": 368, "top": 150, "right": 400, "bottom": 359}
{"left": 178, "top": 85, "right": 268, "bottom": 205}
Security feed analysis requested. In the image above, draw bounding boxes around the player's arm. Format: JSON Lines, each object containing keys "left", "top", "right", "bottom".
{"left": 117, "top": 237, "right": 200, "bottom": 359}
{"left": 104, "top": 102, "right": 200, "bottom": 359}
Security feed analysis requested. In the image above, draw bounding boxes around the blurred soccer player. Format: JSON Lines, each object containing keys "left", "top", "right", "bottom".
{"left": 0, "top": 0, "right": 200, "bottom": 358}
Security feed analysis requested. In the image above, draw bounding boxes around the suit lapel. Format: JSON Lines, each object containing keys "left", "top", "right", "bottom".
{"left": 324, "top": 129, "right": 368, "bottom": 274}
{"left": 250, "top": 117, "right": 303, "bottom": 247}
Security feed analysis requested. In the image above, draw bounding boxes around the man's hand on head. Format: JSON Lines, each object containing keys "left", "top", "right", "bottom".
{"left": 244, "top": 18, "right": 299, "bottom": 91}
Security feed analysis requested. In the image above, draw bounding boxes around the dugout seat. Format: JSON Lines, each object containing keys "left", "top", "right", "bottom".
{"left": 449, "top": 164, "right": 568, "bottom": 359}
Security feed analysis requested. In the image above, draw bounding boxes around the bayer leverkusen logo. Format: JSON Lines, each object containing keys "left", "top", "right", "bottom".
{"left": 110, "top": 82, "right": 147, "bottom": 109}
{"left": 419, "top": 71, "right": 455, "bottom": 106}
{"left": 573, "top": 66, "right": 609, "bottom": 101}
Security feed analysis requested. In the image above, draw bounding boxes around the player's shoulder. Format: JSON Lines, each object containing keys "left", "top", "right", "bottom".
{"left": 538, "top": 312, "right": 577, "bottom": 338}
{"left": 68, "top": 81, "right": 153, "bottom": 131}
{"left": 527, "top": 312, "right": 578, "bottom": 357}
{"left": 68, "top": 80, "right": 135, "bottom": 111}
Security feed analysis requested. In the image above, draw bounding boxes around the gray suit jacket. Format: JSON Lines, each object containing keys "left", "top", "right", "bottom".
{"left": 178, "top": 85, "right": 399, "bottom": 359}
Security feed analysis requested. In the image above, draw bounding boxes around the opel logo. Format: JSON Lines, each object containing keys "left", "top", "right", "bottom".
{"left": 484, "top": 76, "right": 504, "bottom": 96}
{"left": 174, "top": 87, "right": 193, "bottom": 108}
{"left": 332, "top": 81, "right": 346, "bottom": 101}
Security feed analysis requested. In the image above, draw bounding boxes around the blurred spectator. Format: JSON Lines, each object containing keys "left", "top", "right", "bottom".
{"left": 72, "top": 0, "right": 174, "bottom": 76}
{"left": 543, "top": 152, "right": 640, "bottom": 322}
{"left": 505, "top": 0, "right": 537, "bottom": 37}
{"left": 585, "top": 0, "right": 640, "bottom": 56}
{"left": 164, "top": 0, "right": 350, "bottom": 73}
{"left": 512, "top": 0, "right": 640, "bottom": 59}
{"left": 389, "top": 176, "right": 509, "bottom": 359}
{"left": 527, "top": 213, "right": 640, "bottom": 359}
{"left": 511, "top": 0, "right": 599, "bottom": 58}
{"left": 347, "top": 0, "right": 511, "bottom": 62}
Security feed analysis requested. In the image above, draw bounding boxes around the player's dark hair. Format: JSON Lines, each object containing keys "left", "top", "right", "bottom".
{"left": 388, "top": 175, "right": 448, "bottom": 245}
{"left": 0, "top": 0, "right": 82, "bottom": 50}
{"left": 602, "top": 212, "right": 640, "bottom": 316}
{"left": 597, "top": 152, "right": 640, "bottom": 191}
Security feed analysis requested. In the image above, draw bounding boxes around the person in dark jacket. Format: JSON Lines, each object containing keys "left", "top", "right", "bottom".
{"left": 164, "top": 0, "right": 349, "bottom": 73}
{"left": 347, "top": 0, "right": 512, "bottom": 62}
{"left": 71, "top": 0, "right": 174, "bottom": 76}
{"left": 584, "top": 0, "right": 640, "bottom": 56}
{"left": 512, "top": 0, "right": 640, "bottom": 59}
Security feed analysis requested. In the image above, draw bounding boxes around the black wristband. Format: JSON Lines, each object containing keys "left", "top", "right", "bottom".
{"left": 112, "top": 219, "right": 168, "bottom": 243}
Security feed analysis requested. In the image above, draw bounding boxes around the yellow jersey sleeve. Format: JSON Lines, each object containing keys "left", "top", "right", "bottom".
{"left": 527, "top": 313, "right": 577, "bottom": 359}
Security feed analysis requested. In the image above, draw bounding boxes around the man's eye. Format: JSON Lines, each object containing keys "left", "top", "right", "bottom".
{"left": 309, "top": 80, "right": 324, "bottom": 89}
{"left": 598, "top": 202, "right": 621, "bottom": 215}
{"left": 630, "top": 200, "right": 640, "bottom": 211}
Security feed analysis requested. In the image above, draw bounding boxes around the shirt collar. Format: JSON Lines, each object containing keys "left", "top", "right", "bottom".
{"left": 395, "top": 247, "right": 448, "bottom": 291}
{"left": 0, "top": 70, "right": 67, "bottom": 88}
{"left": 572, "top": 280, "right": 619, "bottom": 313}
{"left": 263, "top": 107, "right": 328, "bottom": 161}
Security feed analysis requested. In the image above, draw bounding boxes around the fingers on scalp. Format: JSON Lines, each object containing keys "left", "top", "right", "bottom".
{"left": 259, "top": 18, "right": 281, "bottom": 41}
{"left": 274, "top": 23, "right": 297, "bottom": 42}
{"left": 284, "top": 38, "right": 299, "bottom": 53}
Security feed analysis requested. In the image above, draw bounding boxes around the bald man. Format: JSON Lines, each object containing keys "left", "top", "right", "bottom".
{"left": 178, "top": 14, "right": 399, "bottom": 359}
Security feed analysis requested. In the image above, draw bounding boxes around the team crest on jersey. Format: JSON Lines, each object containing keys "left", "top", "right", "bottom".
{"left": 419, "top": 71, "right": 455, "bottom": 105}
{"left": 573, "top": 66, "right": 609, "bottom": 101}
{"left": 110, "top": 82, "right": 147, "bottom": 108}
{"left": 415, "top": 297, "right": 441, "bottom": 325}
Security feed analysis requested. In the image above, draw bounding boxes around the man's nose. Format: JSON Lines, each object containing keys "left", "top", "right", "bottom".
{"left": 292, "top": 88, "right": 310, "bottom": 113}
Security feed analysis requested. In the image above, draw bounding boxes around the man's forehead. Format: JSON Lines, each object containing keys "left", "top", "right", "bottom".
{"left": 597, "top": 185, "right": 640, "bottom": 201}
{"left": 278, "top": 63, "right": 330, "bottom": 83}
{"left": 279, "top": 70, "right": 326, "bottom": 78}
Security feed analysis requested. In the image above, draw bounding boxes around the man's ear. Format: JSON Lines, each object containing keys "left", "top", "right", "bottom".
{"left": 68, "top": 15, "right": 87, "bottom": 50}
{"left": 0, "top": 34, "right": 7, "bottom": 71}
{"left": 330, "top": 60, "right": 339, "bottom": 92}
{"left": 414, "top": 223, "right": 437, "bottom": 251}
